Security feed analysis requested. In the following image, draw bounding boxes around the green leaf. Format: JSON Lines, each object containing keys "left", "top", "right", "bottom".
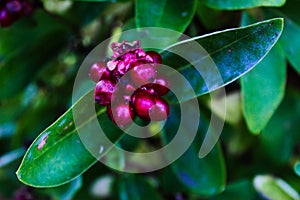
{"left": 210, "top": 180, "right": 259, "bottom": 200}
{"left": 16, "top": 90, "right": 99, "bottom": 187}
{"left": 162, "top": 18, "right": 284, "bottom": 103}
{"left": 241, "top": 12, "right": 286, "bottom": 134}
{"left": 113, "top": 175, "right": 162, "bottom": 200}
{"left": 0, "top": 11, "right": 70, "bottom": 99}
{"left": 205, "top": 0, "right": 286, "bottom": 10}
{"left": 135, "top": 0, "right": 197, "bottom": 33}
{"left": 162, "top": 106, "right": 226, "bottom": 196}
{"left": 253, "top": 175, "right": 300, "bottom": 200}
{"left": 267, "top": 5, "right": 300, "bottom": 74}
{"left": 260, "top": 89, "right": 300, "bottom": 164}
{"left": 196, "top": 1, "right": 240, "bottom": 30}
{"left": 241, "top": 43, "right": 286, "bottom": 133}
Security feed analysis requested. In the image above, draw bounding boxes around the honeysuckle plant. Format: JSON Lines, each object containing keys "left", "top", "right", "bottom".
{"left": 0, "top": 0, "right": 300, "bottom": 199}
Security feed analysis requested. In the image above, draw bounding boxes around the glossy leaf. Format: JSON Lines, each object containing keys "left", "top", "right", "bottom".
{"left": 162, "top": 18, "right": 284, "bottom": 103}
{"left": 113, "top": 175, "right": 162, "bottom": 200}
{"left": 16, "top": 91, "right": 99, "bottom": 187}
{"left": 135, "top": 0, "right": 197, "bottom": 33}
{"left": 162, "top": 105, "right": 226, "bottom": 196}
{"left": 205, "top": 0, "right": 286, "bottom": 10}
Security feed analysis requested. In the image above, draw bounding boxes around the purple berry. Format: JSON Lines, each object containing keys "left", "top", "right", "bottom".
{"left": 94, "top": 80, "right": 115, "bottom": 105}
{"left": 89, "top": 62, "right": 110, "bottom": 82}
{"left": 131, "top": 90, "right": 155, "bottom": 121}
{"left": 149, "top": 96, "right": 170, "bottom": 121}
{"left": 107, "top": 104, "right": 135, "bottom": 127}
{"left": 0, "top": 9, "right": 13, "bottom": 27}
{"left": 130, "top": 64, "right": 157, "bottom": 87}
{"left": 5, "top": 0, "right": 22, "bottom": 13}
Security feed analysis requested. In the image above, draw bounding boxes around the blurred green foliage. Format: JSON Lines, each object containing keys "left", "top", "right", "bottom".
{"left": 0, "top": 0, "right": 299, "bottom": 199}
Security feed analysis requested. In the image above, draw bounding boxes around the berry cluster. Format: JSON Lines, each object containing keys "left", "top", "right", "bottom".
{"left": 0, "top": 0, "right": 33, "bottom": 27}
{"left": 90, "top": 40, "right": 171, "bottom": 127}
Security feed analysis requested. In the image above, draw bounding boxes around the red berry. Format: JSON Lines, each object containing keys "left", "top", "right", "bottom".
{"left": 151, "top": 75, "right": 170, "bottom": 96}
{"left": 149, "top": 96, "right": 170, "bottom": 121}
{"left": 94, "top": 80, "right": 115, "bottom": 105}
{"left": 89, "top": 62, "right": 110, "bottom": 82}
{"left": 120, "top": 51, "right": 136, "bottom": 62}
{"left": 131, "top": 90, "right": 155, "bottom": 121}
{"left": 130, "top": 64, "right": 156, "bottom": 87}
{"left": 0, "top": 9, "right": 13, "bottom": 27}
{"left": 146, "top": 51, "right": 162, "bottom": 64}
{"left": 135, "top": 49, "right": 146, "bottom": 58}
{"left": 107, "top": 104, "right": 135, "bottom": 127}
{"left": 115, "top": 60, "right": 130, "bottom": 76}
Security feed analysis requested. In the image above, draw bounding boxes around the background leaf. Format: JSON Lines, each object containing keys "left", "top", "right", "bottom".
{"left": 241, "top": 43, "right": 286, "bottom": 133}
{"left": 259, "top": 88, "right": 300, "bottom": 164}
{"left": 162, "top": 104, "right": 226, "bottom": 196}
{"left": 0, "top": 11, "right": 70, "bottom": 99}
{"left": 205, "top": 0, "right": 286, "bottom": 10}
{"left": 113, "top": 175, "right": 162, "bottom": 200}
{"left": 135, "top": 0, "right": 197, "bottom": 33}
{"left": 267, "top": 3, "right": 300, "bottom": 74}
{"left": 253, "top": 175, "right": 300, "bottom": 200}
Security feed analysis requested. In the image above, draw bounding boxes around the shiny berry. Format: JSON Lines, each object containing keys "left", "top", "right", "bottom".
{"left": 0, "top": 9, "right": 13, "bottom": 27}
{"left": 135, "top": 49, "right": 146, "bottom": 58}
{"left": 6, "top": 0, "right": 22, "bottom": 13}
{"left": 115, "top": 60, "right": 130, "bottom": 77}
{"left": 120, "top": 51, "right": 136, "bottom": 62}
{"left": 149, "top": 96, "right": 170, "bottom": 121}
{"left": 94, "top": 80, "right": 115, "bottom": 105}
{"left": 131, "top": 91, "right": 155, "bottom": 121}
{"left": 130, "top": 64, "right": 156, "bottom": 87}
{"left": 89, "top": 62, "right": 110, "bottom": 82}
{"left": 146, "top": 51, "right": 162, "bottom": 64}
{"left": 151, "top": 75, "right": 170, "bottom": 96}
{"left": 107, "top": 104, "right": 135, "bottom": 127}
